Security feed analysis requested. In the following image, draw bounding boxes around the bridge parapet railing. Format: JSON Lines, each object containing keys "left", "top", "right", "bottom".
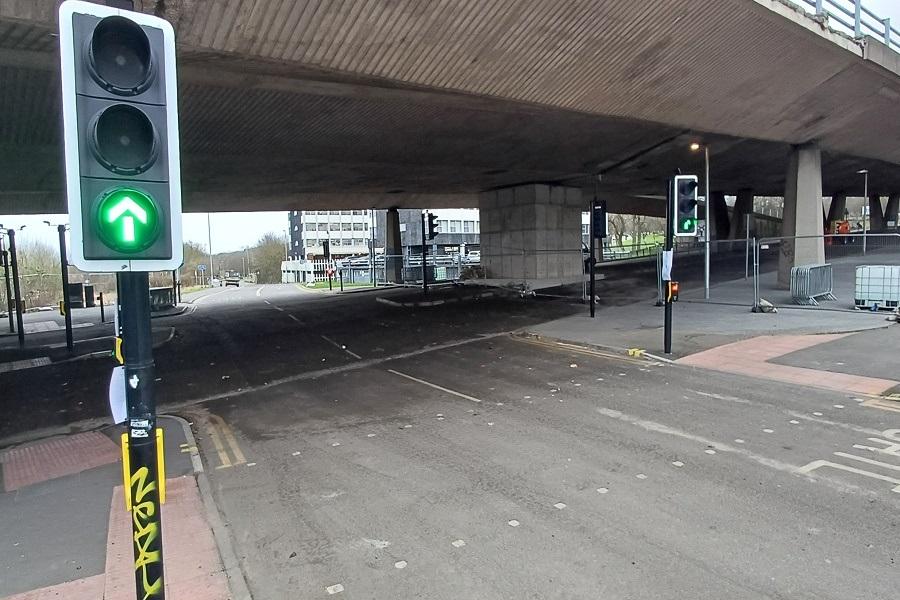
{"left": 799, "top": 0, "right": 900, "bottom": 53}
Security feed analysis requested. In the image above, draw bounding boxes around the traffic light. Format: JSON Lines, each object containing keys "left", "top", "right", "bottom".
{"left": 592, "top": 200, "right": 608, "bottom": 239}
{"left": 59, "top": 1, "right": 182, "bottom": 272}
{"left": 427, "top": 213, "right": 439, "bottom": 240}
{"left": 673, "top": 175, "right": 699, "bottom": 237}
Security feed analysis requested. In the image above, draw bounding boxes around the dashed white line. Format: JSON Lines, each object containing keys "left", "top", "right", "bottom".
{"left": 256, "top": 286, "right": 265, "bottom": 297}
{"left": 288, "top": 314, "right": 301, "bottom": 323}
{"left": 321, "top": 335, "right": 362, "bottom": 359}
{"left": 387, "top": 369, "right": 482, "bottom": 403}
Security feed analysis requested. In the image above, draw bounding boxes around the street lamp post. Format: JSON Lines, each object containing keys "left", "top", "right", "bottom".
{"left": 7, "top": 227, "right": 25, "bottom": 346}
{"left": 858, "top": 169, "right": 869, "bottom": 255}
{"left": 0, "top": 229, "right": 14, "bottom": 333}
{"left": 691, "top": 142, "right": 711, "bottom": 299}
{"left": 207, "top": 213, "right": 214, "bottom": 285}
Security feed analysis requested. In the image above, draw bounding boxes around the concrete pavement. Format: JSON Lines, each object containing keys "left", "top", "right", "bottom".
{"left": 0, "top": 416, "right": 233, "bottom": 600}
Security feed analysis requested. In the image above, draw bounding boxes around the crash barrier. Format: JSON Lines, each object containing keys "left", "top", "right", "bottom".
{"left": 855, "top": 265, "right": 900, "bottom": 310}
{"left": 790, "top": 264, "right": 836, "bottom": 306}
{"left": 149, "top": 287, "right": 176, "bottom": 312}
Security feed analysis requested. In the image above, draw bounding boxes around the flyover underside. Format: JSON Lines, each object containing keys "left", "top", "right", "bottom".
{"left": 2, "top": 0, "right": 900, "bottom": 216}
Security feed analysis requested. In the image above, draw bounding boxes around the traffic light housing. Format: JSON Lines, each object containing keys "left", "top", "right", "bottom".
{"left": 427, "top": 213, "right": 439, "bottom": 240}
{"left": 592, "top": 200, "right": 608, "bottom": 239}
{"left": 667, "top": 280, "right": 680, "bottom": 302}
{"left": 674, "top": 175, "right": 699, "bottom": 237}
{"left": 59, "top": 1, "right": 182, "bottom": 272}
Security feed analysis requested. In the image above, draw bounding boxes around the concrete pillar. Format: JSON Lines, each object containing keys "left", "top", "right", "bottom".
{"left": 885, "top": 193, "right": 899, "bottom": 229}
{"left": 709, "top": 191, "right": 730, "bottom": 240}
{"left": 826, "top": 192, "right": 847, "bottom": 229}
{"left": 384, "top": 207, "right": 403, "bottom": 283}
{"left": 778, "top": 143, "right": 825, "bottom": 288}
{"left": 479, "top": 184, "right": 583, "bottom": 281}
{"left": 868, "top": 194, "right": 885, "bottom": 232}
{"left": 729, "top": 189, "right": 754, "bottom": 239}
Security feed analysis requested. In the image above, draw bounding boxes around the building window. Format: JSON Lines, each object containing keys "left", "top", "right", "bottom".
{"left": 463, "top": 221, "right": 473, "bottom": 233}
{"left": 306, "top": 223, "right": 316, "bottom": 231}
{"left": 439, "top": 220, "right": 449, "bottom": 233}
{"left": 352, "top": 223, "right": 364, "bottom": 231}
{"left": 307, "top": 240, "right": 316, "bottom": 247}
{"left": 341, "top": 223, "right": 352, "bottom": 231}
{"left": 353, "top": 238, "right": 364, "bottom": 246}
{"left": 317, "top": 211, "right": 328, "bottom": 215}
{"left": 582, "top": 224, "right": 589, "bottom": 235}
{"left": 352, "top": 210, "right": 364, "bottom": 215}
{"left": 332, "top": 239, "right": 342, "bottom": 246}
{"left": 318, "top": 223, "right": 328, "bottom": 231}
{"left": 330, "top": 223, "right": 340, "bottom": 231}
{"left": 329, "top": 211, "right": 340, "bottom": 215}
{"left": 293, "top": 240, "right": 300, "bottom": 247}
{"left": 340, "top": 210, "right": 351, "bottom": 215}
{"left": 450, "top": 220, "right": 460, "bottom": 233}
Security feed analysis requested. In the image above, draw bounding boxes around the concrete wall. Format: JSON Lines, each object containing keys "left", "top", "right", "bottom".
{"left": 479, "top": 185, "right": 583, "bottom": 280}
{"left": 778, "top": 143, "right": 825, "bottom": 287}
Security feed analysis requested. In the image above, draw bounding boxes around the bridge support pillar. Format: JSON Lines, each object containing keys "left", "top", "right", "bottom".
{"left": 826, "top": 192, "right": 847, "bottom": 229}
{"left": 479, "top": 184, "right": 583, "bottom": 281}
{"left": 709, "top": 191, "right": 730, "bottom": 242}
{"left": 385, "top": 207, "right": 403, "bottom": 283}
{"left": 868, "top": 194, "right": 885, "bottom": 232}
{"left": 885, "top": 193, "right": 899, "bottom": 229}
{"left": 729, "top": 189, "right": 754, "bottom": 240}
{"left": 778, "top": 143, "right": 824, "bottom": 288}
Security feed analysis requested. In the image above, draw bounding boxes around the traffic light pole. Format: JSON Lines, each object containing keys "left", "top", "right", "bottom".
{"left": 118, "top": 271, "right": 166, "bottom": 600}
{"left": 664, "top": 179, "right": 674, "bottom": 355}
{"left": 589, "top": 197, "right": 596, "bottom": 319}
{"left": 58, "top": 225, "right": 74, "bottom": 352}
{"left": 421, "top": 212, "right": 428, "bottom": 296}
{"left": 8, "top": 229, "right": 24, "bottom": 346}
{"left": 1, "top": 242, "right": 13, "bottom": 333}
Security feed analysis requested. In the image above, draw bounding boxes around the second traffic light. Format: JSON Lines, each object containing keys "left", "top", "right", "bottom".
{"left": 426, "top": 213, "right": 439, "bottom": 240}
{"left": 674, "top": 175, "right": 699, "bottom": 237}
{"left": 59, "top": 0, "right": 182, "bottom": 272}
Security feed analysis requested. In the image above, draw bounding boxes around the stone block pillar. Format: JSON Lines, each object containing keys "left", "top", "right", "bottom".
{"left": 778, "top": 143, "right": 825, "bottom": 288}
{"left": 385, "top": 207, "right": 403, "bottom": 283}
{"left": 729, "top": 189, "right": 754, "bottom": 239}
{"left": 479, "top": 184, "right": 583, "bottom": 281}
{"left": 885, "top": 193, "right": 899, "bottom": 229}
{"left": 868, "top": 194, "right": 885, "bottom": 232}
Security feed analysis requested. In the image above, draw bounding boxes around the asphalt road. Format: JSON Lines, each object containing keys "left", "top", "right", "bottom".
{"left": 0, "top": 283, "right": 577, "bottom": 440}
{"left": 191, "top": 332, "right": 899, "bottom": 600}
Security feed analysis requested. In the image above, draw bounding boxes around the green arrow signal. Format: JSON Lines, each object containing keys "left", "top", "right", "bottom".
{"left": 95, "top": 187, "right": 160, "bottom": 253}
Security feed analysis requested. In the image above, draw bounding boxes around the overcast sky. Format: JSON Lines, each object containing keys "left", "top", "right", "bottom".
{"left": 3, "top": 0, "right": 899, "bottom": 255}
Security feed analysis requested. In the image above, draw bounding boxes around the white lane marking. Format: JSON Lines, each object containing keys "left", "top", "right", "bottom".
{"left": 635, "top": 473, "right": 647, "bottom": 479}
{"left": 288, "top": 314, "right": 301, "bottom": 323}
{"left": 797, "top": 460, "right": 900, "bottom": 492}
{"left": 387, "top": 369, "right": 482, "bottom": 403}
{"left": 763, "top": 429, "right": 774, "bottom": 433}
{"left": 256, "top": 286, "right": 265, "bottom": 297}
{"left": 596, "top": 487, "right": 609, "bottom": 494}
{"left": 394, "top": 561, "right": 407, "bottom": 569}
{"left": 193, "top": 289, "right": 233, "bottom": 304}
{"left": 507, "top": 520, "right": 520, "bottom": 527}
{"left": 264, "top": 300, "right": 271, "bottom": 305}
{"left": 362, "top": 538, "right": 391, "bottom": 549}
{"left": 321, "top": 335, "right": 362, "bottom": 360}
{"left": 690, "top": 390, "right": 751, "bottom": 404}
{"left": 182, "top": 331, "right": 511, "bottom": 407}
{"left": 786, "top": 411, "right": 883, "bottom": 436}
{"left": 704, "top": 449, "right": 716, "bottom": 455}
{"left": 672, "top": 461, "right": 684, "bottom": 467}
{"left": 326, "top": 583, "right": 344, "bottom": 594}
{"left": 597, "top": 407, "right": 799, "bottom": 474}
{"left": 451, "top": 539, "right": 466, "bottom": 548}
{"left": 833, "top": 451, "right": 900, "bottom": 472}
{"left": 553, "top": 502, "right": 567, "bottom": 509}
{"left": 273, "top": 306, "right": 285, "bottom": 312}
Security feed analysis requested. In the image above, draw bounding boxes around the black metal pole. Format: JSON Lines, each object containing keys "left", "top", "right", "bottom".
{"left": 589, "top": 198, "right": 596, "bottom": 318}
{"left": 118, "top": 271, "right": 165, "bottom": 600}
{"left": 664, "top": 179, "right": 674, "bottom": 355}
{"left": 8, "top": 229, "right": 24, "bottom": 346}
{"left": 2, "top": 247, "right": 13, "bottom": 333}
{"left": 99, "top": 292, "right": 106, "bottom": 323}
{"left": 339, "top": 269, "right": 344, "bottom": 292}
{"left": 57, "top": 225, "right": 74, "bottom": 352}
{"left": 421, "top": 212, "right": 428, "bottom": 296}
{"left": 171, "top": 270, "right": 177, "bottom": 303}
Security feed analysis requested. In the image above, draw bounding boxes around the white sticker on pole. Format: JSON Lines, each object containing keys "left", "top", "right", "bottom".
{"left": 109, "top": 365, "right": 127, "bottom": 424}
{"left": 662, "top": 250, "right": 674, "bottom": 281}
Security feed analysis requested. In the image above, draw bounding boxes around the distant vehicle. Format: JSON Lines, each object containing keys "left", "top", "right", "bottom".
{"left": 224, "top": 276, "right": 240, "bottom": 287}
{"left": 210, "top": 278, "right": 221, "bottom": 287}
{"left": 465, "top": 251, "right": 481, "bottom": 263}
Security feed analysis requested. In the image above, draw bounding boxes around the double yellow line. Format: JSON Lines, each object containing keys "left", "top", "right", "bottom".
{"left": 512, "top": 335, "right": 648, "bottom": 365}
{"left": 207, "top": 413, "right": 247, "bottom": 469}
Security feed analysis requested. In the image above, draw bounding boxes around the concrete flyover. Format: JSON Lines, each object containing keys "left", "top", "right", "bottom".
{"left": 2, "top": 0, "right": 900, "bottom": 279}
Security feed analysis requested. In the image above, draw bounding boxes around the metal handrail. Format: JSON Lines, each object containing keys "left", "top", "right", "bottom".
{"left": 801, "top": 0, "right": 899, "bottom": 52}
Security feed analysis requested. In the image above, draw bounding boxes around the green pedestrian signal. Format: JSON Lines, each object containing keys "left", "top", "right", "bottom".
{"left": 95, "top": 188, "right": 160, "bottom": 252}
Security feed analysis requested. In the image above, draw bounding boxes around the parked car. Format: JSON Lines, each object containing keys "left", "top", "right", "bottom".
{"left": 465, "top": 251, "right": 481, "bottom": 264}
